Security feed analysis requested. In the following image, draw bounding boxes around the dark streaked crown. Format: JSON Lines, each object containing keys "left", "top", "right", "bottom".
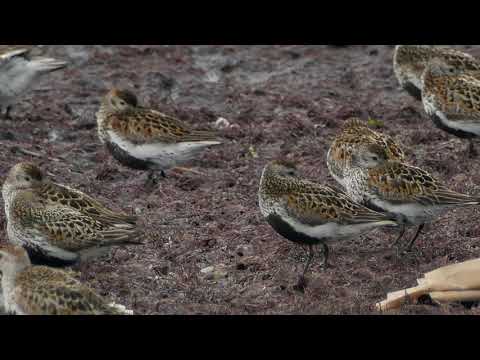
{"left": 109, "top": 88, "right": 139, "bottom": 107}
{"left": 264, "top": 159, "right": 299, "bottom": 180}
{"left": 395, "top": 45, "right": 435, "bottom": 63}
{"left": 270, "top": 159, "right": 297, "bottom": 170}
{"left": 3, "top": 162, "right": 45, "bottom": 191}
{"left": 13, "top": 162, "right": 43, "bottom": 181}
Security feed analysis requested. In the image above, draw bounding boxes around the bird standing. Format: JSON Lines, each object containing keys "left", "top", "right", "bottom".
{"left": 343, "top": 151, "right": 480, "bottom": 250}
{"left": 96, "top": 88, "right": 222, "bottom": 184}
{"left": 393, "top": 45, "right": 480, "bottom": 101}
{"left": 0, "top": 46, "right": 67, "bottom": 119}
{"left": 258, "top": 159, "right": 397, "bottom": 284}
{"left": 422, "top": 58, "right": 480, "bottom": 157}
{"left": 327, "top": 118, "right": 405, "bottom": 188}
{"left": 2, "top": 162, "right": 142, "bottom": 267}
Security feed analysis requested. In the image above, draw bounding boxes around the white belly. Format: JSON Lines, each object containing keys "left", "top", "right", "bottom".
{"left": 7, "top": 222, "right": 78, "bottom": 262}
{"left": 0, "top": 63, "right": 37, "bottom": 106}
{"left": 370, "top": 197, "right": 444, "bottom": 225}
{"left": 276, "top": 205, "right": 392, "bottom": 241}
{"left": 436, "top": 110, "right": 480, "bottom": 136}
{"left": 0, "top": 284, "right": 4, "bottom": 315}
{"left": 108, "top": 131, "right": 220, "bottom": 169}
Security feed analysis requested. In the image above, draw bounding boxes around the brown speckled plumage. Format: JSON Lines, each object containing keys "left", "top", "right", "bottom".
{"left": 0, "top": 245, "right": 122, "bottom": 315}
{"left": 2, "top": 163, "right": 142, "bottom": 266}
{"left": 343, "top": 155, "right": 480, "bottom": 249}
{"left": 343, "top": 156, "right": 480, "bottom": 248}
{"left": 100, "top": 90, "right": 218, "bottom": 144}
{"left": 258, "top": 160, "right": 397, "bottom": 277}
{"left": 96, "top": 88, "right": 222, "bottom": 172}
{"left": 327, "top": 118, "right": 405, "bottom": 187}
{"left": 367, "top": 161, "right": 479, "bottom": 206}
{"left": 394, "top": 45, "right": 480, "bottom": 99}
{"left": 421, "top": 58, "right": 480, "bottom": 156}
{"left": 13, "top": 267, "right": 120, "bottom": 315}
{"left": 261, "top": 160, "right": 395, "bottom": 225}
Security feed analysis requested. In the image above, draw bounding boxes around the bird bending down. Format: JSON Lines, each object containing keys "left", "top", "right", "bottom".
{"left": 327, "top": 117, "right": 405, "bottom": 188}
{"left": 2, "top": 162, "right": 142, "bottom": 267}
{"left": 343, "top": 148, "right": 480, "bottom": 251}
{"left": 258, "top": 159, "right": 397, "bottom": 286}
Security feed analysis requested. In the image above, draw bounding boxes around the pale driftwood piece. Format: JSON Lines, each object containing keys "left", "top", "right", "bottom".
{"left": 376, "top": 258, "right": 480, "bottom": 311}
{"left": 430, "top": 290, "right": 480, "bottom": 303}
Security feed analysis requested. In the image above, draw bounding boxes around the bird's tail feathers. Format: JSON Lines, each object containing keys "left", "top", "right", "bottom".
{"left": 29, "top": 57, "right": 67, "bottom": 73}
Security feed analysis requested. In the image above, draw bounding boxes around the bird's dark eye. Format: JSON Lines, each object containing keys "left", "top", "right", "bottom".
{"left": 25, "top": 177, "right": 31, "bottom": 181}
{"left": 372, "top": 156, "right": 378, "bottom": 161}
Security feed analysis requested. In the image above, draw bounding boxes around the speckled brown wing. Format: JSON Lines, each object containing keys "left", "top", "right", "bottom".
{"left": 14, "top": 267, "right": 119, "bottom": 315}
{"left": 434, "top": 75, "right": 480, "bottom": 122}
{"left": 40, "top": 182, "right": 137, "bottom": 225}
{"left": 104, "top": 107, "right": 219, "bottom": 145}
{"left": 281, "top": 181, "right": 394, "bottom": 226}
{"left": 437, "top": 49, "right": 480, "bottom": 71}
{"left": 372, "top": 131, "right": 405, "bottom": 161}
{"left": 367, "top": 162, "right": 479, "bottom": 206}
{"left": 13, "top": 193, "right": 141, "bottom": 252}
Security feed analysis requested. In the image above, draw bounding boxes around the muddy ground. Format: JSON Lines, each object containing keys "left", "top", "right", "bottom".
{"left": 1, "top": 45, "right": 480, "bottom": 315}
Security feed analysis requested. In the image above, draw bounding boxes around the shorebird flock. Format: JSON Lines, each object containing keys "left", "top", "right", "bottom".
{"left": 1, "top": 45, "right": 480, "bottom": 314}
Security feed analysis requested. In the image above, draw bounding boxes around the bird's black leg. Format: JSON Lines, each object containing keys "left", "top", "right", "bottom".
{"left": 302, "top": 244, "right": 315, "bottom": 277}
{"left": 320, "top": 243, "right": 330, "bottom": 268}
{"left": 391, "top": 225, "right": 406, "bottom": 248}
{"left": 145, "top": 170, "right": 158, "bottom": 189}
{"left": 295, "top": 245, "right": 315, "bottom": 292}
{"left": 468, "top": 139, "right": 478, "bottom": 158}
{"left": 3, "top": 105, "right": 12, "bottom": 120}
{"left": 145, "top": 170, "right": 167, "bottom": 190}
{"left": 407, "top": 223, "right": 425, "bottom": 251}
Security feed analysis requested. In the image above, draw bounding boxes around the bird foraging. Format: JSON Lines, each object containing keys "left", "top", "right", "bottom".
{"left": 327, "top": 117, "right": 405, "bottom": 189}
{"left": 258, "top": 159, "right": 397, "bottom": 287}
{"left": 343, "top": 153, "right": 480, "bottom": 250}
